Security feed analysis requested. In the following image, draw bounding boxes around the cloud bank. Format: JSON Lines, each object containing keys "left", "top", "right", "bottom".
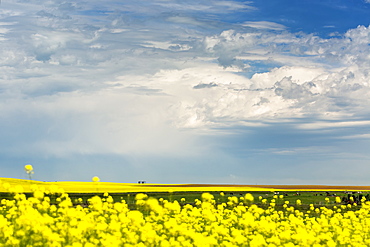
{"left": 0, "top": 0, "right": 370, "bottom": 183}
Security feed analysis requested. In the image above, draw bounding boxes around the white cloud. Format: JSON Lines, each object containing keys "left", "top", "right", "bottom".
{"left": 154, "top": 0, "right": 255, "bottom": 13}
{"left": 165, "top": 24, "right": 370, "bottom": 127}
{"left": 250, "top": 66, "right": 327, "bottom": 88}
{"left": 151, "top": 49, "right": 370, "bottom": 129}
{"left": 141, "top": 40, "right": 192, "bottom": 51}
{"left": 0, "top": 27, "right": 10, "bottom": 34}
{"left": 214, "top": 1, "right": 256, "bottom": 11}
{"left": 298, "top": 120, "right": 370, "bottom": 130}
{"left": 110, "top": 29, "right": 129, "bottom": 34}
{"left": 242, "top": 21, "right": 287, "bottom": 30}
{"left": 338, "top": 133, "right": 370, "bottom": 139}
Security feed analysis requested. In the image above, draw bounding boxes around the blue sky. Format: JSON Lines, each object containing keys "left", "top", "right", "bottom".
{"left": 1, "top": 0, "right": 370, "bottom": 184}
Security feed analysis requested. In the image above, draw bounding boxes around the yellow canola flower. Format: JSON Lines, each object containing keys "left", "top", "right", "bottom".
{"left": 0, "top": 188, "right": 370, "bottom": 246}
{"left": 244, "top": 193, "right": 254, "bottom": 202}
{"left": 135, "top": 193, "right": 148, "bottom": 201}
{"left": 24, "top": 164, "right": 33, "bottom": 173}
{"left": 24, "top": 164, "right": 34, "bottom": 180}
{"left": 33, "top": 190, "right": 44, "bottom": 199}
{"left": 201, "top": 192, "right": 214, "bottom": 202}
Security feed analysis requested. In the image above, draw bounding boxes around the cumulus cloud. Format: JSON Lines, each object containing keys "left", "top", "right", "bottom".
{"left": 166, "top": 24, "right": 370, "bottom": 128}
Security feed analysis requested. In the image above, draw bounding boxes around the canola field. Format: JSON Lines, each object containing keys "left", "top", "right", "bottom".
{"left": 1, "top": 178, "right": 370, "bottom": 246}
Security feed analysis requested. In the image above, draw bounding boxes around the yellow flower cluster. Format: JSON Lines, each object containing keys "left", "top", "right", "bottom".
{"left": 24, "top": 164, "right": 33, "bottom": 173}
{"left": 0, "top": 184, "right": 370, "bottom": 247}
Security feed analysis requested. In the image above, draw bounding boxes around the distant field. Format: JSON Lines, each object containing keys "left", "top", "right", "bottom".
{"left": 1, "top": 177, "right": 370, "bottom": 193}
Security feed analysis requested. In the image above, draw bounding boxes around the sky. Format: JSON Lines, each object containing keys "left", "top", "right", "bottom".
{"left": 0, "top": 0, "right": 370, "bottom": 185}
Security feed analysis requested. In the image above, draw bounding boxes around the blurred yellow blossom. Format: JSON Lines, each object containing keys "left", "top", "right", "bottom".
{"left": 24, "top": 164, "right": 33, "bottom": 173}
{"left": 24, "top": 164, "right": 34, "bottom": 180}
